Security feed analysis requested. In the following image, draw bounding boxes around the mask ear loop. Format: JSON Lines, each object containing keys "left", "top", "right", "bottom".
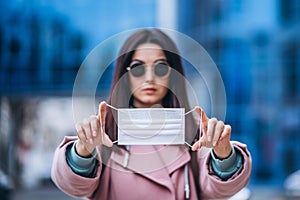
{"left": 106, "top": 103, "right": 118, "bottom": 111}
{"left": 183, "top": 107, "right": 202, "bottom": 149}
{"left": 199, "top": 108, "right": 202, "bottom": 149}
{"left": 183, "top": 108, "right": 195, "bottom": 148}
{"left": 106, "top": 103, "right": 120, "bottom": 144}
{"left": 106, "top": 103, "right": 131, "bottom": 168}
{"left": 183, "top": 108, "right": 195, "bottom": 116}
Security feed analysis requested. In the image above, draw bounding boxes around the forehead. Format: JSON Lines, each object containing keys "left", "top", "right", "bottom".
{"left": 132, "top": 43, "right": 166, "bottom": 61}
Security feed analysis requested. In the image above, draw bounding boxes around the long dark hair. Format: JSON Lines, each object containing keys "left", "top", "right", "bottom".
{"left": 106, "top": 28, "right": 198, "bottom": 143}
{"left": 102, "top": 28, "right": 201, "bottom": 198}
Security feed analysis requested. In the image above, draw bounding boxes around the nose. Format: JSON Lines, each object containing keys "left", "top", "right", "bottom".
{"left": 144, "top": 66, "right": 154, "bottom": 82}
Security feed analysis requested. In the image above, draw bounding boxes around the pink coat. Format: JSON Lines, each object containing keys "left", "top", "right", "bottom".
{"left": 51, "top": 136, "right": 252, "bottom": 200}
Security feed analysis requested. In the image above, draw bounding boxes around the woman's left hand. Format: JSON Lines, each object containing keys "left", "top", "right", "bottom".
{"left": 192, "top": 106, "right": 232, "bottom": 159}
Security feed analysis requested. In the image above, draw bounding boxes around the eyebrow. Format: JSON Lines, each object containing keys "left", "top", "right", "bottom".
{"left": 130, "top": 58, "right": 168, "bottom": 64}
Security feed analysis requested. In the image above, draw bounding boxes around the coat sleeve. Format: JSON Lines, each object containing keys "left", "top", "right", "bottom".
{"left": 51, "top": 136, "right": 103, "bottom": 198}
{"left": 198, "top": 141, "right": 252, "bottom": 199}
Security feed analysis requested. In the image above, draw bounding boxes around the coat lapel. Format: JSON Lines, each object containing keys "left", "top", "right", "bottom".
{"left": 110, "top": 145, "right": 191, "bottom": 192}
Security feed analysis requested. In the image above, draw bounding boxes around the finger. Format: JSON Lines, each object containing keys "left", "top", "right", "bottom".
{"left": 220, "top": 124, "right": 231, "bottom": 141}
{"left": 75, "top": 123, "right": 87, "bottom": 142}
{"left": 195, "top": 106, "right": 209, "bottom": 135}
{"left": 98, "top": 101, "right": 107, "bottom": 132}
{"left": 207, "top": 117, "right": 217, "bottom": 142}
{"left": 102, "top": 133, "right": 113, "bottom": 147}
{"left": 82, "top": 118, "right": 93, "bottom": 144}
{"left": 89, "top": 115, "right": 99, "bottom": 137}
{"left": 195, "top": 106, "right": 209, "bottom": 123}
{"left": 212, "top": 121, "right": 224, "bottom": 146}
{"left": 191, "top": 137, "right": 206, "bottom": 151}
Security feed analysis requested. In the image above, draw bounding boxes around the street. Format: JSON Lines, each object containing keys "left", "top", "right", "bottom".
{"left": 11, "top": 182, "right": 76, "bottom": 200}
{"left": 9, "top": 184, "right": 293, "bottom": 200}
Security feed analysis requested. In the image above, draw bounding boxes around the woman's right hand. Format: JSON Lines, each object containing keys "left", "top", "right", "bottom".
{"left": 75, "top": 101, "right": 113, "bottom": 157}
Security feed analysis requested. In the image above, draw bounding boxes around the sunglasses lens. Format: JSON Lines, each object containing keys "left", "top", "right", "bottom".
{"left": 154, "top": 62, "right": 169, "bottom": 77}
{"left": 130, "top": 63, "right": 145, "bottom": 77}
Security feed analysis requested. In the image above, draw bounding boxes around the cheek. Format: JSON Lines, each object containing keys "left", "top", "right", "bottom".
{"left": 157, "top": 79, "right": 170, "bottom": 97}
{"left": 160, "top": 86, "right": 169, "bottom": 97}
{"left": 157, "top": 78, "right": 169, "bottom": 88}
{"left": 129, "top": 76, "right": 142, "bottom": 92}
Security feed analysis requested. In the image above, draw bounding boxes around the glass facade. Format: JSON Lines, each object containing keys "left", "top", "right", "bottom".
{"left": 177, "top": 0, "right": 300, "bottom": 185}
{"left": 0, "top": 0, "right": 156, "bottom": 95}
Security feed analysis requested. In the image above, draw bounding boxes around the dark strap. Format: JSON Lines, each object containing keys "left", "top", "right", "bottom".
{"left": 190, "top": 150, "right": 201, "bottom": 199}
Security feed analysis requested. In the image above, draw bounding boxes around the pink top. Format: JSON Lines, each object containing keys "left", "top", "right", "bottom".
{"left": 51, "top": 136, "right": 252, "bottom": 200}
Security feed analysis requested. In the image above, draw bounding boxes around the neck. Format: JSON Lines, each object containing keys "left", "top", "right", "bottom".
{"left": 133, "top": 102, "right": 163, "bottom": 108}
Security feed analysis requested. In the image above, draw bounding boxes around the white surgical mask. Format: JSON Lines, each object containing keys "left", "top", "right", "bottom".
{"left": 117, "top": 108, "right": 185, "bottom": 145}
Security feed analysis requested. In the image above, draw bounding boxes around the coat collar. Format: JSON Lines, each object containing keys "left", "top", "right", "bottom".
{"left": 110, "top": 145, "right": 191, "bottom": 191}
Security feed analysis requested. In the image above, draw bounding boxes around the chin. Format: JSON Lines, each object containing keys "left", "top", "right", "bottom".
{"left": 135, "top": 98, "right": 163, "bottom": 107}
{"left": 142, "top": 100, "right": 160, "bottom": 106}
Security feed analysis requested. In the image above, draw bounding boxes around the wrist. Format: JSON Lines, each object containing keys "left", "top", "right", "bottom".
{"left": 75, "top": 140, "right": 95, "bottom": 157}
{"left": 213, "top": 142, "right": 232, "bottom": 159}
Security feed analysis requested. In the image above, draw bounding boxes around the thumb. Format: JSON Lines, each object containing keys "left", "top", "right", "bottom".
{"left": 194, "top": 106, "right": 209, "bottom": 123}
{"left": 98, "top": 101, "right": 107, "bottom": 130}
{"left": 195, "top": 106, "right": 209, "bottom": 135}
{"left": 191, "top": 137, "right": 206, "bottom": 151}
{"left": 103, "top": 133, "right": 113, "bottom": 147}
{"left": 98, "top": 101, "right": 113, "bottom": 147}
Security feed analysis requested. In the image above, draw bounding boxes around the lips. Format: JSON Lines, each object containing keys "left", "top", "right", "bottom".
{"left": 142, "top": 87, "right": 157, "bottom": 94}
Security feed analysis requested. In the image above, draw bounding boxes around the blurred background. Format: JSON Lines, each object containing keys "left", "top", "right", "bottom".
{"left": 1, "top": 0, "right": 300, "bottom": 199}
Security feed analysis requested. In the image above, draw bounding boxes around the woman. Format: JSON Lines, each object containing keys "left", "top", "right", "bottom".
{"left": 51, "top": 28, "right": 252, "bottom": 200}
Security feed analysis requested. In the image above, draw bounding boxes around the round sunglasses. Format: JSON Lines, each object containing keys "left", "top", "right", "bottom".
{"left": 126, "top": 60, "right": 171, "bottom": 77}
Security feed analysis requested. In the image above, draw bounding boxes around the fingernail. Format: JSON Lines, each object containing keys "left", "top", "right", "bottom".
{"left": 93, "top": 131, "right": 97, "bottom": 137}
{"left": 89, "top": 139, "right": 93, "bottom": 144}
{"left": 208, "top": 136, "right": 211, "bottom": 142}
{"left": 213, "top": 141, "right": 217, "bottom": 146}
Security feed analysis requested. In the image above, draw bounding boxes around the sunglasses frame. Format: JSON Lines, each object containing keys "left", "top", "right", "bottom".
{"left": 126, "top": 60, "right": 171, "bottom": 78}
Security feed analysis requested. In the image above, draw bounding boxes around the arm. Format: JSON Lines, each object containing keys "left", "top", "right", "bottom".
{"left": 210, "top": 142, "right": 243, "bottom": 180}
{"left": 51, "top": 101, "right": 113, "bottom": 198}
{"left": 51, "top": 136, "right": 103, "bottom": 198}
{"left": 191, "top": 107, "right": 251, "bottom": 198}
{"left": 66, "top": 141, "right": 97, "bottom": 177}
{"left": 198, "top": 141, "right": 252, "bottom": 199}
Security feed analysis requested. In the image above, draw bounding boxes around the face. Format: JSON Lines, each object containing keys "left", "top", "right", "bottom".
{"left": 128, "top": 43, "right": 170, "bottom": 108}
